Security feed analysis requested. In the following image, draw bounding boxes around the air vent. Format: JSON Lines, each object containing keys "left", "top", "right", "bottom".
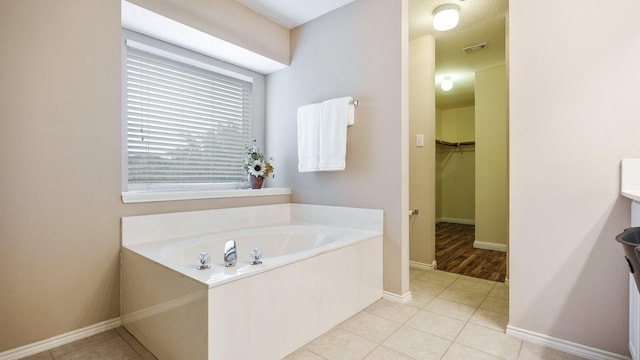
{"left": 463, "top": 43, "right": 488, "bottom": 54}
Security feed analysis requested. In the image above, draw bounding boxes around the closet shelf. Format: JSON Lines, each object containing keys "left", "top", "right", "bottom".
{"left": 435, "top": 139, "right": 475, "bottom": 147}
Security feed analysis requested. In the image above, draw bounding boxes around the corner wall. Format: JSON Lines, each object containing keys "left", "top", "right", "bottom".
{"left": 510, "top": 0, "right": 640, "bottom": 355}
{"left": 266, "top": 0, "right": 407, "bottom": 295}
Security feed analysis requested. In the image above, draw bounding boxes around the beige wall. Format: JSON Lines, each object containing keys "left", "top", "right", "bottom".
{"left": 475, "top": 65, "right": 508, "bottom": 247}
{"left": 510, "top": 0, "right": 640, "bottom": 355}
{"left": 440, "top": 106, "right": 475, "bottom": 142}
{"left": 0, "top": 0, "right": 289, "bottom": 352}
{"left": 437, "top": 106, "right": 475, "bottom": 223}
{"left": 409, "top": 35, "right": 436, "bottom": 265}
{"left": 266, "top": 0, "right": 407, "bottom": 295}
{"left": 128, "top": 0, "right": 290, "bottom": 65}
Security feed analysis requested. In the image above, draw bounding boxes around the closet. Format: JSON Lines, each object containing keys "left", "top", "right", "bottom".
{"left": 435, "top": 106, "right": 475, "bottom": 226}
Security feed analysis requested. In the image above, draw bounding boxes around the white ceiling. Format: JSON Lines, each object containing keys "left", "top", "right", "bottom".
{"left": 233, "top": 0, "right": 357, "bottom": 29}
{"left": 233, "top": 0, "right": 507, "bottom": 109}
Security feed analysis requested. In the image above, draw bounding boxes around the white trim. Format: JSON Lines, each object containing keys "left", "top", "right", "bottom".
{"left": 436, "top": 217, "right": 475, "bottom": 225}
{"left": 506, "top": 325, "right": 630, "bottom": 360}
{"left": 409, "top": 261, "right": 430, "bottom": 270}
{"left": 410, "top": 260, "right": 437, "bottom": 271}
{"left": 473, "top": 240, "right": 507, "bottom": 252}
{"left": 0, "top": 318, "right": 122, "bottom": 360}
{"left": 121, "top": 187, "right": 291, "bottom": 203}
{"left": 383, "top": 290, "right": 413, "bottom": 304}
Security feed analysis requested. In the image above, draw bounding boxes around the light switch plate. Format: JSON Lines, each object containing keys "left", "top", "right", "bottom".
{"left": 416, "top": 134, "right": 424, "bottom": 147}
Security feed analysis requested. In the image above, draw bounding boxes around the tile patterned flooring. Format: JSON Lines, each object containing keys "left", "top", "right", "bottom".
{"left": 20, "top": 327, "right": 157, "bottom": 360}
{"left": 286, "top": 269, "right": 584, "bottom": 360}
{"left": 21, "top": 269, "right": 584, "bottom": 360}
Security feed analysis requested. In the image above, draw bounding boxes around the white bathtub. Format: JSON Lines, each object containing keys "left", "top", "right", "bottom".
{"left": 121, "top": 204, "right": 383, "bottom": 360}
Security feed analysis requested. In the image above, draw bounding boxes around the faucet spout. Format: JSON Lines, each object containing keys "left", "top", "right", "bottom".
{"left": 224, "top": 240, "right": 237, "bottom": 267}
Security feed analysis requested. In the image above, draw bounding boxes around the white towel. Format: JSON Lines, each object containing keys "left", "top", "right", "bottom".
{"left": 318, "top": 97, "right": 354, "bottom": 171}
{"left": 297, "top": 103, "right": 322, "bottom": 172}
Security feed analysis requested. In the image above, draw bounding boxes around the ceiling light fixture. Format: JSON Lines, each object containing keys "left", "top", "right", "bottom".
{"left": 441, "top": 77, "right": 454, "bottom": 91}
{"left": 433, "top": 4, "right": 460, "bottom": 31}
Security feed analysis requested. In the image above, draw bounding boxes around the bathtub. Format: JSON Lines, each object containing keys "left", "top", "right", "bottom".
{"left": 121, "top": 204, "right": 383, "bottom": 360}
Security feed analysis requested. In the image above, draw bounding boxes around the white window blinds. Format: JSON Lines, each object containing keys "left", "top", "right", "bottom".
{"left": 125, "top": 44, "right": 252, "bottom": 185}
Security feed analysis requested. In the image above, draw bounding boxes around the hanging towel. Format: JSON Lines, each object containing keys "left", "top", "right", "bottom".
{"left": 318, "top": 96, "right": 354, "bottom": 171}
{"left": 297, "top": 103, "right": 322, "bottom": 172}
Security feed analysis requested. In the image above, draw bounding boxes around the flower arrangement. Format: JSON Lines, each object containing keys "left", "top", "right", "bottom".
{"left": 243, "top": 140, "right": 274, "bottom": 179}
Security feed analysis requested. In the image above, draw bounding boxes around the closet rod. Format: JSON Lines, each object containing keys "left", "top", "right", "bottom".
{"left": 435, "top": 139, "right": 475, "bottom": 147}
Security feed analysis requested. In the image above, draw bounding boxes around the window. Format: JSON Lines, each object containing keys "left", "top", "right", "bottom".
{"left": 123, "top": 32, "right": 262, "bottom": 194}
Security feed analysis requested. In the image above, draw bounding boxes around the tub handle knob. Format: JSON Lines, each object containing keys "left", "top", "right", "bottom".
{"left": 250, "top": 248, "right": 263, "bottom": 265}
{"left": 197, "top": 252, "right": 211, "bottom": 270}
{"left": 224, "top": 240, "right": 237, "bottom": 267}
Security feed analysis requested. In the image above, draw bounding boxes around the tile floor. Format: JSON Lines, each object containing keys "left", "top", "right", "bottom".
{"left": 20, "top": 327, "right": 157, "bottom": 360}
{"left": 20, "top": 269, "right": 584, "bottom": 360}
{"left": 285, "top": 269, "right": 585, "bottom": 360}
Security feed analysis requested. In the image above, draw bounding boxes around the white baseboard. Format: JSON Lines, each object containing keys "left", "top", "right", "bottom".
{"left": 0, "top": 318, "right": 122, "bottom": 360}
{"left": 436, "top": 217, "right": 475, "bottom": 225}
{"left": 506, "top": 325, "right": 630, "bottom": 360}
{"left": 474, "top": 240, "right": 507, "bottom": 252}
{"left": 383, "top": 290, "right": 413, "bottom": 304}
{"left": 409, "top": 260, "right": 437, "bottom": 271}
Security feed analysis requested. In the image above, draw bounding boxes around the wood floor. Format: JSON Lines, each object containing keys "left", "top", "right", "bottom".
{"left": 436, "top": 222, "right": 506, "bottom": 282}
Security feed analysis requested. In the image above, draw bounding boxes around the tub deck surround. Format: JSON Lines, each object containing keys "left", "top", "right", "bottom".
{"left": 125, "top": 223, "right": 381, "bottom": 288}
{"left": 121, "top": 204, "right": 383, "bottom": 360}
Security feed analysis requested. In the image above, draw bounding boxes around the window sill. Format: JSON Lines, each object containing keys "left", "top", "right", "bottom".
{"left": 121, "top": 187, "right": 292, "bottom": 204}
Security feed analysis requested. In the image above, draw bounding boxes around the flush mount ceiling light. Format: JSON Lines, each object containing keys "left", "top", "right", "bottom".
{"left": 433, "top": 4, "right": 460, "bottom": 31}
{"left": 441, "top": 77, "right": 454, "bottom": 91}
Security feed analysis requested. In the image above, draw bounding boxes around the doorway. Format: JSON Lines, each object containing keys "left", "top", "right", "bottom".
{"left": 409, "top": 0, "right": 509, "bottom": 282}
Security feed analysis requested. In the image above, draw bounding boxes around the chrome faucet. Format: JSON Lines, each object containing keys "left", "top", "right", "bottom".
{"left": 224, "top": 240, "right": 237, "bottom": 267}
{"left": 250, "top": 248, "right": 262, "bottom": 265}
{"left": 197, "top": 252, "right": 211, "bottom": 270}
